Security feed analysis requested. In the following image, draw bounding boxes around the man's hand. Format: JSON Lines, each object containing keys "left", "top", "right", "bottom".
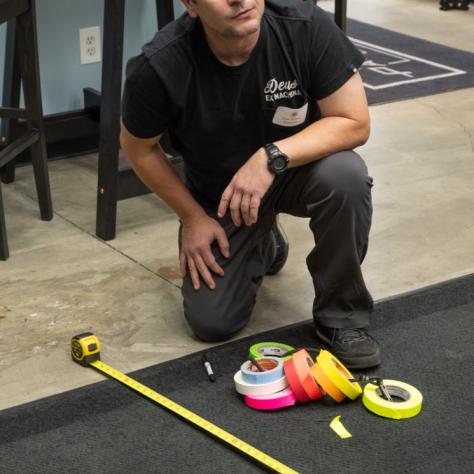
{"left": 180, "top": 214, "right": 230, "bottom": 291}
{"left": 218, "top": 148, "right": 275, "bottom": 226}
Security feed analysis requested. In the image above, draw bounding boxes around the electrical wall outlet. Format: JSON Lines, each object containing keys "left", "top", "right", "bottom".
{"left": 79, "top": 26, "right": 102, "bottom": 65}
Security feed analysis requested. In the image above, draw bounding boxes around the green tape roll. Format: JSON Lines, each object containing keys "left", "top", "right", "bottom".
{"left": 249, "top": 342, "right": 295, "bottom": 361}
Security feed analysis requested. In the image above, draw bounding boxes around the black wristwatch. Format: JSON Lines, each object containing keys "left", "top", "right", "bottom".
{"left": 264, "top": 143, "right": 289, "bottom": 175}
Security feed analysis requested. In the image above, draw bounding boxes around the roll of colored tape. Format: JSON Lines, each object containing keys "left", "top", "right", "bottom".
{"left": 293, "top": 349, "right": 325, "bottom": 401}
{"left": 310, "top": 362, "right": 345, "bottom": 402}
{"left": 244, "top": 388, "right": 298, "bottom": 411}
{"left": 316, "top": 350, "right": 362, "bottom": 400}
{"left": 249, "top": 342, "right": 295, "bottom": 361}
{"left": 362, "top": 379, "right": 423, "bottom": 419}
{"left": 240, "top": 356, "right": 284, "bottom": 385}
{"left": 234, "top": 370, "right": 289, "bottom": 396}
{"left": 284, "top": 354, "right": 311, "bottom": 403}
{"left": 284, "top": 350, "right": 324, "bottom": 403}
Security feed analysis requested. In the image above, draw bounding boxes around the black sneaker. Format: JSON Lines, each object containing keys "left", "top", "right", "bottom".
{"left": 265, "top": 217, "right": 289, "bottom": 275}
{"left": 315, "top": 325, "right": 382, "bottom": 369}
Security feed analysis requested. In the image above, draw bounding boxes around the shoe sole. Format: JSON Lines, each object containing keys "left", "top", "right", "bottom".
{"left": 315, "top": 328, "right": 382, "bottom": 370}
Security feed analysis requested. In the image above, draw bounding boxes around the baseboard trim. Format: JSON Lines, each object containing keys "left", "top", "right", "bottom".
{"left": 44, "top": 109, "right": 99, "bottom": 160}
{"left": 10, "top": 108, "right": 99, "bottom": 164}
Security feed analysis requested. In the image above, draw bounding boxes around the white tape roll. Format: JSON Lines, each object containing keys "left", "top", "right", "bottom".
{"left": 234, "top": 370, "right": 289, "bottom": 396}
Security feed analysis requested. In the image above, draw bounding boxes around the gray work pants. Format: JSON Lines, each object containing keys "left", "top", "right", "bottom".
{"left": 180, "top": 150, "right": 374, "bottom": 341}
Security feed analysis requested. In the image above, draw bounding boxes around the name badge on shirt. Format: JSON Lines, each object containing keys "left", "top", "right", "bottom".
{"left": 272, "top": 103, "right": 308, "bottom": 127}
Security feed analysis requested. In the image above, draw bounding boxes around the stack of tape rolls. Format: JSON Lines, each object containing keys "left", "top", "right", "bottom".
{"left": 234, "top": 356, "right": 298, "bottom": 410}
{"left": 236, "top": 343, "right": 423, "bottom": 419}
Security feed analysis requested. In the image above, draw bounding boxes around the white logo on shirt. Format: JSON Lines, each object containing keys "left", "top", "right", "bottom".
{"left": 264, "top": 78, "right": 302, "bottom": 102}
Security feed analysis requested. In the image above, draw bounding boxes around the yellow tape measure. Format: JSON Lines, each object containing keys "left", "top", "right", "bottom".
{"left": 71, "top": 332, "right": 299, "bottom": 474}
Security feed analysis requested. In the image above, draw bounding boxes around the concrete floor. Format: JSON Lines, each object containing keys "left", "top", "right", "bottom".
{"left": 1, "top": 0, "right": 473, "bottom": 410}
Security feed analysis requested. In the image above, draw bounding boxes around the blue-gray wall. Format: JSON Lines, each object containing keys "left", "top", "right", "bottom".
{"left": 0, "top": 0, "right": 186, "bottom": 115}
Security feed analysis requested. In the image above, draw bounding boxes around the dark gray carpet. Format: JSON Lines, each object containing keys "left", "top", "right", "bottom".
{"left": 349, "top": 19, "right": 474, "bottom": 105}
{"left": 1, "top": 274, "right": 473, "bottom": 474}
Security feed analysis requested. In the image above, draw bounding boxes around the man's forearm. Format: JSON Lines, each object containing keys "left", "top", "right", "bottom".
{"left": 275, "top": 115, "right": 370, "bottom": 167}
{"left": 126, "top": 144, "right": 206, "bottom": 223}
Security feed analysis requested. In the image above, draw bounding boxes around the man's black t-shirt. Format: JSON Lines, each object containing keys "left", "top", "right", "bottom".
{"left": 122, "top": 0, "right": 365, "bottom": 206}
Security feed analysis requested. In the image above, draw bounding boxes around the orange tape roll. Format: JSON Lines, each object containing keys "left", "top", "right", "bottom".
{"left": 284, "top": 354, "right": 312, "bottom": 403}
{"left": 310, "top": 362, "right": 345, "bottom": 402}
{"left": 284, "top": 350, "right": 324, "bottom": 403}
{"left": 293, "top": 349, "right": 325, "bottom": 401}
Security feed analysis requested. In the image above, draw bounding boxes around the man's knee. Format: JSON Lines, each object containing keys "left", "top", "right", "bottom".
{"left": 315, "top": 151, "right": 372, "bottom": 200}
{"left": 184, "top": 305, "right": 251, "bottom": 342}
{"left": 296, "top": 151, "right": 373, "bottom": 217}
{"left": 182, "top": 282, "right": 254, "bottom": 342}
{"left": 185, "top": 317, "right": 237, "bottom": 342}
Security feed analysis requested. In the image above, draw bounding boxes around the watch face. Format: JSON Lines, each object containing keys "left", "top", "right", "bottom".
{"left": 273, "top": 156, "right": 287, "bottom": 171}
{"left": 265, "top": 144, "right": 288, "bottom": 174}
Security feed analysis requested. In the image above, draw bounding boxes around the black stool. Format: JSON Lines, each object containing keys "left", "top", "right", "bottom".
{"left": 0, "top": 0, "right": 52, "bottom": 260}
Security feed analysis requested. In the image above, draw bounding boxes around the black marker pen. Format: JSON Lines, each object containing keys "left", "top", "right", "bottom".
{"left": 202, "top": 353, "right": 216, "bottom": 382}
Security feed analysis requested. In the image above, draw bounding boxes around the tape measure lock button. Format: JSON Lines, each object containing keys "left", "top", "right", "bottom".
{"left": 71, "top": 333, "right": 101, "bottom": 366}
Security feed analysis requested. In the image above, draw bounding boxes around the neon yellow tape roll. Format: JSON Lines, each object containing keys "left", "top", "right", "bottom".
{"left": 316, "top": 350, "right": 362, "bottom": 400}
{"left": 249, "top": 342, "right": 295, "bottom": 361}
{"left": 362, "top": 379, "right": 423, "bottom": 419}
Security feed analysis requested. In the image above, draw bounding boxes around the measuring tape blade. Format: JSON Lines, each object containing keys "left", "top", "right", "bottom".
{"left": 89, "top": 359, "right": 299, "bottom": 474}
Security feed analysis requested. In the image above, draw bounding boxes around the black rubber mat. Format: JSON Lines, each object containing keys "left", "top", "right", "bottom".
{"left": 1, "top": 274, "right": 473, "bottom": 474}
{"left": 349, "top": 19, "right": 474, "bottom": 104}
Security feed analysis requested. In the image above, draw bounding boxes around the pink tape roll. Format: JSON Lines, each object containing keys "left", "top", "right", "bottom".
{"left": 244, "top": 388, "right": 298, "bottom": 411}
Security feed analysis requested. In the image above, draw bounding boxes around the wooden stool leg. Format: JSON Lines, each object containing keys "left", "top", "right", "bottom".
{"left": 1, "top": 19, "right": 20, "bottom": 184}
{"left": 156, "top": 0, "right": 174, "bottom": 29}
{"left": 16, "top": 0, "right": 52, "bottom": 221}
{"left": 335, "top": 0, "right": 347, "bottom": 32}
{"left": 95, "top": 0, "right": 125, "bottom": 240}
{"left": 0, "top": 184, "right": 9, "bottom": 260}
